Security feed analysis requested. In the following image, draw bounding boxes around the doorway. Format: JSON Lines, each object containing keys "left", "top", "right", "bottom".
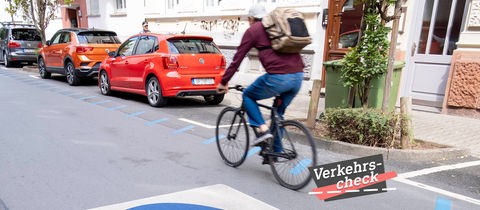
{"left": 403, "top": 0, "right": 467, "bottom": 109}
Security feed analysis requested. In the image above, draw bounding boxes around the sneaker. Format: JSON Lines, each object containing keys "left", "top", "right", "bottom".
{"left": 262, "top": 157, "right": 278, "bottom": 165}
{"left": 252, "top": 131, "right": 273, "bottom": 146}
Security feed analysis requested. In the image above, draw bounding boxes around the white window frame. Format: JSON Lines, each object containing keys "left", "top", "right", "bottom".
{"left": 115, "top": 0, "right": 127, "bottom": 12}
{"left": 87, "top": 0, "right": 100, "bottom": 16}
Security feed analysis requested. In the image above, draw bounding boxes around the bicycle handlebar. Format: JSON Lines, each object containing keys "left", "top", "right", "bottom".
{"left": 228, "top": 85, "right": 245, "bottom": 92}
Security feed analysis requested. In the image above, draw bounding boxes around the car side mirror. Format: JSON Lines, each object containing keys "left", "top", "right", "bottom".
{"left": 108, "top": 51, "right": 116, "bottom": 57}
{"left": 45, "top": 40, "right": 51, "bottom": 46}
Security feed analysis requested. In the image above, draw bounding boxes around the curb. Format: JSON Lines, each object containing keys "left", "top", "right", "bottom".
{"left": 313, "top": 137, "right": 470, "bottom": 162}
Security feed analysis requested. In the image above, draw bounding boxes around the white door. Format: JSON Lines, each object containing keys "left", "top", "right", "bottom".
{"left": 403, "top": 0, "right": 467, "bottom": 109}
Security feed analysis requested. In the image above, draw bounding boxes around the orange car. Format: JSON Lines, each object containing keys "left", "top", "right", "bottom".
{"left": 37, "top": 28, "right": 121, "bottom": 85}
{"left": 99, "top": 33, "right": 226, "bottom": 107}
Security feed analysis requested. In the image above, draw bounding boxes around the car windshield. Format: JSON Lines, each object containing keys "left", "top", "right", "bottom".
{"left": 11, "top": 29, "right": 41, "bottom": 41}
{"left": 77, "top": 31, "right": 121, "bottom": 44}
{"left": 167, "top": 39, "right": 220, "bottom": 54}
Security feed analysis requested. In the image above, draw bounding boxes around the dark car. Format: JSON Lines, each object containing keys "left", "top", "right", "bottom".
{"left": 38, "top": 28, "right": 121, "bottom": 85}
{"left": 0, "top": 22, "right": 42, "bottom": 67}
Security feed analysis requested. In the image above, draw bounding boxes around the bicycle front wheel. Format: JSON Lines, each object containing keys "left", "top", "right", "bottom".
{"left": 269, "top": 120, "right": 317, "bottom": 190}
{"left": 215, "top": 107, "right": 250, "bottom": 167}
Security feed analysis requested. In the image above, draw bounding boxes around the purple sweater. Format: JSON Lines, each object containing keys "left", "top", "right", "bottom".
{"left": 220, "top": 21, "right": 305, "bottom": 85}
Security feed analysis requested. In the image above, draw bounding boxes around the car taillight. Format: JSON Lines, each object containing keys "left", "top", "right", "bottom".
{"left": 162, "top": 56, "right": 178, "bottom": 70}
{"left": 76, "top": 46, "right": 94, "bottom": 53}
{"left": 8, "top": 41, "right": 20, "bottom": 48}
{"left": 38, "top": 43, "right": 43, "bottom": 48}
{"left": 220, "top": 56, "right": 226, "bottom": 69}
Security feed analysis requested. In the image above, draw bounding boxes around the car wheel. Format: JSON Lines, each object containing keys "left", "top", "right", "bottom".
{"left": 65, "top": 61, "right": 80, "bottom": 86}
{"left": 146, "top": 77, "right": 168, "bottom": 107}
{"left": 99, "top": 71, "right": 112, "bottom": 95}
{"left": 38, "top": 57, "right": 51, "bottom": 79}
{"left": 4, "top": 53, "right": 12, "bottom": 67}
{"left": 204, "top": 94, "right": 224, "bottom": 105}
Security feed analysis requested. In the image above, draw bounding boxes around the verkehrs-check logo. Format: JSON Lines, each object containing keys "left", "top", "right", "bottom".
{"left": 308, "top": 154, "right": 397, "bottom": 201}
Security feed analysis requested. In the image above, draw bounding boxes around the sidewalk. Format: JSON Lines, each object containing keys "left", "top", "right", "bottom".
{"left": 223, "top": 91, "right": 480, "bottom": 159}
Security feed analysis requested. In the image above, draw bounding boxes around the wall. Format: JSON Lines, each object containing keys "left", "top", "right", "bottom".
{"left": 81, "top": 0, "right": 325, "bottom": 95}
{"left": 442, "top": 0, "right": 480, "bottom": 118}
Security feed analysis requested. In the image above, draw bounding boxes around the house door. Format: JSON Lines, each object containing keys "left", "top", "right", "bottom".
{"left": 322, "top": 0, "right": 363, "bottom": 87}
{"left": 403, "top": 0, "right": 467, "bottom": 109}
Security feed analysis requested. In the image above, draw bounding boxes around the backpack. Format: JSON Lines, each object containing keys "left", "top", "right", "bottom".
{"left": 261, "top": 8, "right": 312, "bottom": 53}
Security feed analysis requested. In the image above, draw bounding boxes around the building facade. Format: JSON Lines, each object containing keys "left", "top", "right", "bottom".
{"left": 1, "top": 0, "right": 478, "bottom": 115}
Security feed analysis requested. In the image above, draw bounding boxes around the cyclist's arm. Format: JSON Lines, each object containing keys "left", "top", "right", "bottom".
{"left": 220, "top": 29, "right": 256, "bottom": 86}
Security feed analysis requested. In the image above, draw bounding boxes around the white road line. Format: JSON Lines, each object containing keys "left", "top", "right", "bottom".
{"left": 29, "top": 75, "right": 39, "bottom": 79}
{"left": 393, "top": 177, "right": 480, "bottom": 206}
{"left": 178, "top": 118, "right": 248, "bottom": 129}
{"left": 397, "top": 160, "right": 480, "bottom": 179}
{"left": 178, "top": 118, "right": 215, "bottom": 129}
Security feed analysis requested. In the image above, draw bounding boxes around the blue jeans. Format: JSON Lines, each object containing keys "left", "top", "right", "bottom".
{"left": 243, "top": 72, "right": 303, "bottom": 132}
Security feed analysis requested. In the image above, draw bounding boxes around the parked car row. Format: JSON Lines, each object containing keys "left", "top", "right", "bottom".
{"left": 1, "top": 22, "right": 226, "bottom": 107}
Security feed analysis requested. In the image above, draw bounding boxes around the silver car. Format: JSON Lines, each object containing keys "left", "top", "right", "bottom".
{"left": 0, "top": 22, "right": 42, "bottom": 67}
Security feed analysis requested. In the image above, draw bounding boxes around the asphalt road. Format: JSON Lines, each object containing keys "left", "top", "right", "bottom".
{"left": 0, "top": 65, "right": 479, "bottom": 210}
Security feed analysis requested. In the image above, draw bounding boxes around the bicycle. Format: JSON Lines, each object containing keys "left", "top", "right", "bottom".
{"left": 215, "top": 85, "right": 317, "bottom": 190}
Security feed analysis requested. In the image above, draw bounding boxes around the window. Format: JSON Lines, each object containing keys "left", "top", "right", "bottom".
{"left": 88, "top": 0, "right": 100, "bottom": 16}
{"left": 134, "top": 36, "right": 156, "bottom": 55}
{"left": 51, "top": 33, "right": 62, "bottom": 44}
{"left": 77, "top": 31, "right": 121, "bottom": 44}
{"left": 117, "top": 37, "right": 138, "bottom": 57}
{"left": 167, "top": 39, "right": 221, "bottom": 54}
{"left": 116, "top": 0, "right": 126, "bottom": 11}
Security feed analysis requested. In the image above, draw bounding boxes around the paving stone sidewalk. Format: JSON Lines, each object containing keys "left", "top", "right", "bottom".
{"left": 224, "top": 91, "right": 480, "bottom": 158}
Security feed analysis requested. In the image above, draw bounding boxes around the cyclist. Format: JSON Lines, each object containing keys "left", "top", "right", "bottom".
{"left": 216, "top": 4, "right": 305, "bottom": 151}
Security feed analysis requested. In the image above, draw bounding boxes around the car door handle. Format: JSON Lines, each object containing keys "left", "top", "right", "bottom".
{"left": 125, "top": 61, "right": 129, "bottom": 64}
{"left": 143, "top": 59, "right": 149, "bottom": 63}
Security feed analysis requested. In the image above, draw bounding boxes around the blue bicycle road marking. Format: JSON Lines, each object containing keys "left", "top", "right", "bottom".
{"left": 203, "top": 135, "right": 224, "bottom": 144}
{"left": 247, "top": 147, "right": 261, "bottom": 157}
{"left": 78, "top": 95, "right": 97, "bottom": 100}
{"left": 145, "top": 118, "right": 169, "bottom": 126}
{"left": 172, "top": 125, "right": 196, "bottom": 135}
{"left": 289, "top": 158, "right": 312, "bottom": 175}
{"left": 91, "top": 100, "right": 112, "bottom": 105}
{"left": 126, "top": 111, "right": 146, "bottom": 118}
{"left": 435, "top": 197, "right": 452, "bottom": 210}
{"left": 107, "top": 105, "right": 127, "bottom": 111}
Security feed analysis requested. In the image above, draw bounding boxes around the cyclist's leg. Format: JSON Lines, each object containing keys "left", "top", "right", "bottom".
{"left": 243, "top": 74, "right": 276, "bottom": 128}
{"left": 272, "top": 72, "right": 304, "bottom": 152}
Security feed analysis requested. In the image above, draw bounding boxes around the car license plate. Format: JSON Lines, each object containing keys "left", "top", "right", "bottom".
{"left": 23, "top": 49, "right": 35, "bottom": 53}
{"left": 192, "top": 78, "right": 214, "bottom": 85}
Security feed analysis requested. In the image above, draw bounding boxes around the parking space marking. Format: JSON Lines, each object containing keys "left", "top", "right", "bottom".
{"left": 145, "top": 118, "right": 169, "bottom": 126}
{"left": 106, "top": 105, "right": 127, "bottom": 111}
{"left": 78, "top": 96, "right": 98, "bottom": 100}
{"left": 397, "top": 160, "right": 480, "bottom": 179}
{"left": 126, "top": 111, "right": 146, "bottom": 118}
{"left": 394, "top": 177, "right": 480, "bottom": 206}
{"left": 91, "top": 100, "right": 112, "bottom": 105}
{"left": 28, "top": 75, "right": 39, "bottom": 79}
{"left": 172, "top": 125, "right": 196, "bottom": 135}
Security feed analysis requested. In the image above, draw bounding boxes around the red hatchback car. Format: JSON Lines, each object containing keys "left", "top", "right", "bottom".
{"left": 99, "top": 33, "right": 226, "bottom": 107}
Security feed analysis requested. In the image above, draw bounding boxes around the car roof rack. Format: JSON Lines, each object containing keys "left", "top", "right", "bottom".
{"left": 0, "top": 22, "right": 35, "bottom": 28}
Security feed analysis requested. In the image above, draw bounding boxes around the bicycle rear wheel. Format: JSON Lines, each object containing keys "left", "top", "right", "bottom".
{"left": 269, "top": 120, "right": 317, "bottom": 190}
{"left": 215, "top": 107, "right": 250, "bottom": 167}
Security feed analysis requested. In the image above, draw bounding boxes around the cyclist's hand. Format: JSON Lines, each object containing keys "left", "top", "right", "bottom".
{"left": 216, "top": 83, "right": 228, "bottom": 94}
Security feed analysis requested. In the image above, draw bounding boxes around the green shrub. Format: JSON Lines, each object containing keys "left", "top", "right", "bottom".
{"left": 323, "top": 108, "right": 404, "bottom": 148}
